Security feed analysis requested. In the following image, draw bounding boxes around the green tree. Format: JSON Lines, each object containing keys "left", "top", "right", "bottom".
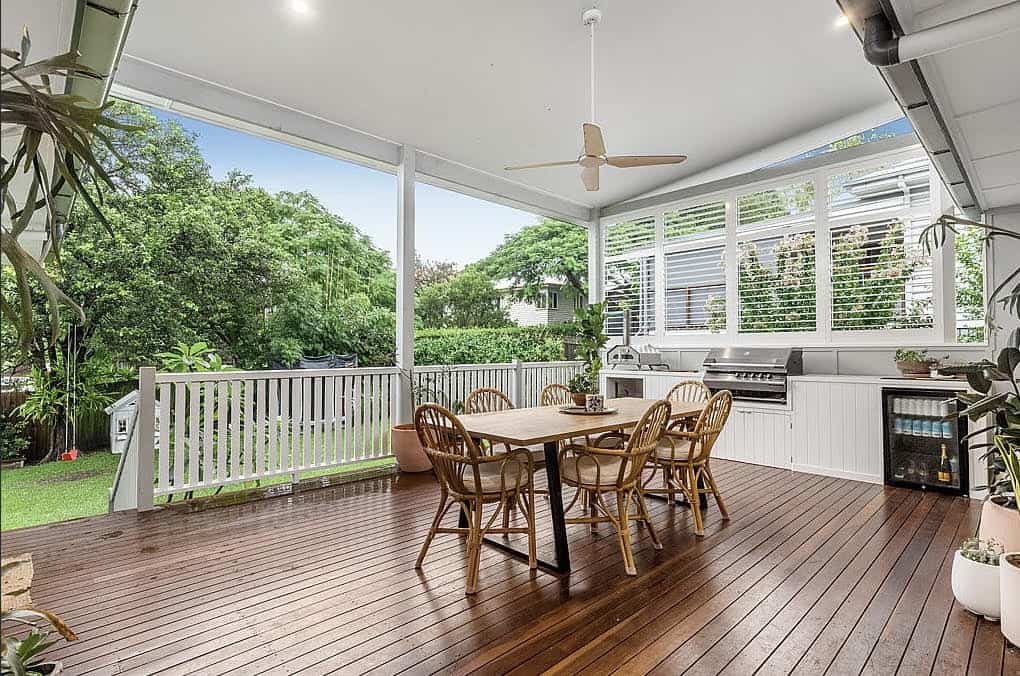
{"left": 477, "top": 219, "right": 588, "bottom": 301}
{"left": 955, "top": 226, "right": 985, "bottom": 343}
{"left": 416, "top": 269, "right": 510, "bottom": 329}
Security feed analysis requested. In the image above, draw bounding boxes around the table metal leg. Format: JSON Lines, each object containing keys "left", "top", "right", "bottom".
{"left": 463, "top": 441, "right": 571, "bottom": 575}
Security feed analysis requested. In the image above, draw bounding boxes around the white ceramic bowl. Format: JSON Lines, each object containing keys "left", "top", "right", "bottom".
{"left": 951, "top": 550, "right": 1001, "bottom": 620}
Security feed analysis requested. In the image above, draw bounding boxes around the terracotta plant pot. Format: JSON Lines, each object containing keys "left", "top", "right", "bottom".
{"left": 1001, "top": 552, "right": 1020, "bottom": 647}
{"left": 978, "top": 499, "right": 1020, "bottom": 553}
{"left": 571, "top": 392, "right": 587, "bottom": 407}
{"left": 391, "top": 424, "right": 432, "bottom": 473}
{"left": 951, "top": 550, "right": 1001, "bottom": 620}
{"left": 895, "top": 360, "right": 931, "bottom": 375}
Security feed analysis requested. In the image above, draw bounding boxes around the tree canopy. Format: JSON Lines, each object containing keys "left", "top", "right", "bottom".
{"left": 477, "top": 219, "right": 588, "bottom": 301}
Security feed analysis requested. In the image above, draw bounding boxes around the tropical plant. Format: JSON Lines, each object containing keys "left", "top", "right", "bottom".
{"left": 922, "top": 214, "right": 1020, "bottom": 513}
{"left": 1, "top": 28, "right": 136, "bottom": 352}
{"left": 155, "top": 341, "right": 234, "bottom": 373}
{"left": 922, "top": 213, "right": 1020, "bottom": 346}
{"left": 15, "top": 354, "right": 118, "bottom": 460}
{"left": 574, "top": 302, "right": 607, "bottom": 390}
{"left": 959, "top": 537, "right": 1003, "bottom": 566}
{"left": 0, "top": 560, "right": 77, "bottom": 675}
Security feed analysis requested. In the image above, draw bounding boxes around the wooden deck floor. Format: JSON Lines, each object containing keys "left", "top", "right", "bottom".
{"left": 2, "top": 460, "right": 1014, "bottom": 675}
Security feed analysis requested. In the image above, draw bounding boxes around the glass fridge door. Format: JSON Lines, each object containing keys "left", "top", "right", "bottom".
{"left": 884, "top": 390, "right": 966, "bottom": 493}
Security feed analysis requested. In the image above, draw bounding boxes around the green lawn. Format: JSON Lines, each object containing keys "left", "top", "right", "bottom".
{"left": 0, "top": 450, "right": 396, "bottom": 531}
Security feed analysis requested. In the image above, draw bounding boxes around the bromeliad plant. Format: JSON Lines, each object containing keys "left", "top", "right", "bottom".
{"left": 1, "top": 27, "right": 137, "bottom": 353}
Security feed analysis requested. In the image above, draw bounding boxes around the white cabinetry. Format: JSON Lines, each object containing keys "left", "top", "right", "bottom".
{"left": 789, "top": 380, "right": 883, "bottom": 483}
{"left": 714, "top": 405, "right": 792, "bottom": 469}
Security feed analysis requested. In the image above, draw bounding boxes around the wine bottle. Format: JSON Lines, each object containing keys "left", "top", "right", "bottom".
{"left": 938, "top": 444, "right": 952, "bottom": 483}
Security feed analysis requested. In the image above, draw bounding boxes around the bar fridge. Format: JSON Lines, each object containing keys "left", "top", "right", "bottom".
{"left": 882, "top": 388, "right": 969, "bottom": 495}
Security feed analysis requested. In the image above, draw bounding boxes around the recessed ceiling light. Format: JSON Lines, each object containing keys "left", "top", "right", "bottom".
{"left": 834, "top": 14, "right": 850, "bottom": 28}
{"left": 290, "top": 0, "right": 312, "bottom": 16}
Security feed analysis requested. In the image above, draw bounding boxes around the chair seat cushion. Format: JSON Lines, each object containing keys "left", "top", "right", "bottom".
{"left": 651, "top": 439, "right": 691, "bottom": 462}
{"left": 474, "top": 460, "right": 532, "bottom": 493}
{"left": 560, "top": 454, "right": 631, "bottom": 487}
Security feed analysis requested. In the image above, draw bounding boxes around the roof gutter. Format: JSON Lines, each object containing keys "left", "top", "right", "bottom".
{"left": 862, "top": 1, "right": 1020, "bottom": 66}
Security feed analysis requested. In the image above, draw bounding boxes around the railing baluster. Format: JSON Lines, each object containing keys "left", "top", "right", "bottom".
{"left": 188, "top": 381, "right": 200, "bottom": 487}
{"left": 158, "top": 383, "right": 170, "bottom": 493}
{"left": 230, "top": 380, "right": 241, "bottom": 479}
{"left": 173, "top": 382, "right": 185, "bottom": 488}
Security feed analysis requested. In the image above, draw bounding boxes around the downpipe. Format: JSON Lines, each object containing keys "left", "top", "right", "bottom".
{"left": 863, "top": 1, "right": 1020, "bottom": 66}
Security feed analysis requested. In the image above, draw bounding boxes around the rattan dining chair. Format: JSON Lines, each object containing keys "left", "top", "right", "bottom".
{"left": 643, "top": 390, "right": 732, "bottom": 536}
{"left": 413, "top": 403, "right": 537, "bottom": 594}
{"left": 642, "top": 380, "right": 712, "bottom": 495}
{"left": 540, "top": 383, "right": 573, "bottom": 407}
{"left": 464, "top": 387, "right": 514, "bottom": 415}
{"left": 558, "top": 399, "right": 672, "bottom": 575}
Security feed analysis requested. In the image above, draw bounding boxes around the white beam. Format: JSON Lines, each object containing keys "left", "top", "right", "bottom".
{"left": 587, "top": 208, "right": 603, "bottom": 303}
{"left": 395, "top": 146, "right": 416, "bottom": 424}
{"left": 413, "top": 151, "right": 592, "bottom": 225}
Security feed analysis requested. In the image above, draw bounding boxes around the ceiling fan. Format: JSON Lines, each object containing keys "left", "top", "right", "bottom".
{"left": 504, "top": 7, "right": 687, "bottom": 192}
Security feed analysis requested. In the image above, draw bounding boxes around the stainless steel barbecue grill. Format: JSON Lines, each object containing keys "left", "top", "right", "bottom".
{"left": 701, "top": 347, "right": 803, "bottom": 404}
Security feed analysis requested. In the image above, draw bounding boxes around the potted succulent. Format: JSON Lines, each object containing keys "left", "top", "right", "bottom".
{"left": 894, "top": 348, "right": 935, "bottom": 375}
{"left": 1002, "top": 551, "right": 1020, "bottom": 646}
{"left": 951, "top": 537, "right": 1003, "bottom": 620}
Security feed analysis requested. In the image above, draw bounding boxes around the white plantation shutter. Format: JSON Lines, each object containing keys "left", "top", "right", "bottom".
{"left": 664, "top": 201, "right": 726, "bottom": 243}
{"left": 737, "top": 233, "right": 817, "bottom": 333}
{"left": 829, "top": 218, "right": 933, "bottom": 331}
{"left": 827, "top": 154, "right": 934, "bottom": 333}
{"left": 665, "top": 246, "right": 726, "bottom": 332}
{"left": 737, "top": 180, "right": 815, "bottom": 233}
{"left": 604, "top": 257, "right": 656, "bottom": 336}
{"left": 605, "top": 216, "right": 656, "bottom": 256}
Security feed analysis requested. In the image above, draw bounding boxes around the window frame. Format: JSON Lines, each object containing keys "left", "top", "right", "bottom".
{"left": 599, "top": 144, "right": 981, "bottom": 348}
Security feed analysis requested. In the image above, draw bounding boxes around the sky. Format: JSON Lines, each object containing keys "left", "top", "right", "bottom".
{"left": 153, "top": 109, "right": 540, "bottom": 266}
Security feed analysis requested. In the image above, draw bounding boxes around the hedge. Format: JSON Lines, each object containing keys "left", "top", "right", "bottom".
{"left": 414, "top": 325, "right": 576, "bottom": 365}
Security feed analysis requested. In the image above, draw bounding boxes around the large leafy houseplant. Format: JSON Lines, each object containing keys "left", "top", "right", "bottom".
{"left": 922, "top": 215, "right": 1020, "bottom": 514}
{"left": 1, "top": 28, "right": 135, "bottom": 353}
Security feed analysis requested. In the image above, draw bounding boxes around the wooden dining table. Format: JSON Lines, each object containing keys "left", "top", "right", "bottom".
{"left": 456, "top": 396, "right": 705, "bottom": 575}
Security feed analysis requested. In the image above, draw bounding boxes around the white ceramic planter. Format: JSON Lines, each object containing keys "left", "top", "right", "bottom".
{"left": 1002, "top": 553, "right": 1020, "bottom": 647}
{"left": 951, "top": 550, "right": 1000, "bottom": 620}
{"left": 978, "top": 500, "right": 1020, "bottom": 553}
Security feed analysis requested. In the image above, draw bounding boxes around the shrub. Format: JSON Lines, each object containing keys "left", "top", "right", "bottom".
{"left": 414, "top": 325, "right": 575, "bottom": 365}
{"left": 0, "top": 413, "right": 31, "bottom": 461}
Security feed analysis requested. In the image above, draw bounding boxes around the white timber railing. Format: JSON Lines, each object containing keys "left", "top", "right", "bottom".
{"left": 116, "top": 360, "right": 582, "bottom": 510}
{"left": 413, "top": 360, "right": 583, "bottom": 410}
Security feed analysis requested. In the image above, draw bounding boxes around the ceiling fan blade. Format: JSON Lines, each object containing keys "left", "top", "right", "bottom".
{"left": 581, "top": 164, "right": 599, "bottom": 191}
{"left": 582, "top": 123, "right": 606, "bottom": 156}
{"left": 606, "top": 155, "right": 687, "bottom": 168}
{"left": 504, "top": 159, "right": 580, "bottom": 171}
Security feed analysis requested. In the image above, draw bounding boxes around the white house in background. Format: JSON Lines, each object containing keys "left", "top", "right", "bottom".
{"left": 495, "top": 277, "right": 586, "bottom": 326}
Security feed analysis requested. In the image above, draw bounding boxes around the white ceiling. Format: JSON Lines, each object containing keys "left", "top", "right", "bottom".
{"left": 111, "top": 0, "right": 892, "bottom": 207}
{"left": 891, "top": 0, "right": 1020, "bottom": 211}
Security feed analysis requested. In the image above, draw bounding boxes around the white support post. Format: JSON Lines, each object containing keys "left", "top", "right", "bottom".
{"left": 136, "top": 366, "right": 156, "bottom": 511}
{"left": 724, "top": 197, "right": 739, "bottom": 337}
{"left": 511, "top": 360, "right": 524, "bottom": 408}
{"left": 395, "top": 145, "right": 416, "bottom": 425}
{"left": 587, "top": 208, "right": 603, "bottom": 303}
{"left": 935, "top": 183, "right": 956, "bottom": 344}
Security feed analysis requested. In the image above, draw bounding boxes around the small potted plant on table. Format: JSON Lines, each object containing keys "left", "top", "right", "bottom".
{"left": 895, "top": 348, "right": 935, "bottom": 376}
{"left": 567, "top": 371, "right": 596, "bottom": 407}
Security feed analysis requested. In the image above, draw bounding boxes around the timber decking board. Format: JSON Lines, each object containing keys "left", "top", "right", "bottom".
{"left": 0, "top": 460, "right": 1012, "bottom": 675}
